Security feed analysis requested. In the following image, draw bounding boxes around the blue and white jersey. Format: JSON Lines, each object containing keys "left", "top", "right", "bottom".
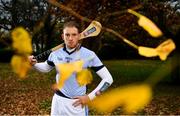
{"left": 47, "top": 45, "right": 103, "bottom": 98}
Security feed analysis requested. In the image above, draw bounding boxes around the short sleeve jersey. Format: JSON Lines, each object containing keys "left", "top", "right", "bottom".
{"left": 47, "top": 46, "right": 103, "bottom": 98}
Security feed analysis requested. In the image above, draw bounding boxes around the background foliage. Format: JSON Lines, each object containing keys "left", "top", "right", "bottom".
{"left": 0, "top": 0, "right": 180, "bottom": 61}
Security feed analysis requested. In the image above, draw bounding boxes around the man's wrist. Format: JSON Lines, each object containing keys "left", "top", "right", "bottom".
{"left": 88, "top": 93, "right": 96, "bottom": 100}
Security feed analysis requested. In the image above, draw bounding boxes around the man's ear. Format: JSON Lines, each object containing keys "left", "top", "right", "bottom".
{"left": 61, "top": 34, "right": 64, "bottom": 40}
{"left": 78, "top": 33, "right": 81, "bottom": 40}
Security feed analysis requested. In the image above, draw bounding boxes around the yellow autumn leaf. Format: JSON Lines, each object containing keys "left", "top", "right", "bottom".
{"left": 76, "top": 69, "right": 93, "bottom": 86}
{"left": 56, "top": 63, "right": 75, "bottom": 89}
{"left": 128, "top": 9, "right": 163, "bottom": 38}
{"left": 88, "top": 84, "right": 152, "bottom": 114}
{"left": 138, "top": 46, "right": 158, "bottom": 57}
{"left": 56, "top": 60, "right": 84, "bottom": 89}
{"left": 11, "top": 27, "right": 32, "bottom": 54}
{"left": 138, "top": 39, "right": 176, "bottom": 60}
{"left": 72, "top": 60, "right": 84, "bottom": 72}
{"left": 138, "top": 16, "right": 163, "bottom": 38}
{"left": 11, "top": 55, "right": 31, "bottom": 78}
{"left": 156, "top": 39, "right": 176, "bottom": 61}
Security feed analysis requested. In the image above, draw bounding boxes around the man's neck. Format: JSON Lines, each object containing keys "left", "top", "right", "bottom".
{"left": 66, "top": 45, "right": 76, "bottom": 52}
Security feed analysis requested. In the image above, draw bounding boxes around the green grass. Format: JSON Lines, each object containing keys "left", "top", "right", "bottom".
{"left": 90, "top": 59, "right": 174, "bottom": 87}
{"left": 104, "top": 60, "right": 162, "bottom": 82}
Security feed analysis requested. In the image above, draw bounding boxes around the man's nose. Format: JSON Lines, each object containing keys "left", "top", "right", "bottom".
{"left": 68, "top": 35, "right": 74, "bottom": 40}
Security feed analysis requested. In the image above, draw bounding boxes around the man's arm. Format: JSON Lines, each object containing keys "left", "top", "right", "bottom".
{"left": 33, "top": 61, "right": 54, "bottom": 72}
{"left": 88, "top": 66, "right": 113, "bottom": 100}
{"left": 28, "top": 55, "right": 54, "bottom": 72}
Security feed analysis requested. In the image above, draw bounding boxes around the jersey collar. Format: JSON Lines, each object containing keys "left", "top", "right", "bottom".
{"left": 63, "top": 44, "right": 81, "bottom": 55}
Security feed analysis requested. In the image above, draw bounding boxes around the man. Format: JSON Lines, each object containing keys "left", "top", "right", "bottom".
{"left": 29, "top": 21, "right": 113, "bottom": 116}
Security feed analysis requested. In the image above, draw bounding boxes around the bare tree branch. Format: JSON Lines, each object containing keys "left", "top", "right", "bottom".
{"left": 47, "top": 0, "right": 139, "bottom": 51}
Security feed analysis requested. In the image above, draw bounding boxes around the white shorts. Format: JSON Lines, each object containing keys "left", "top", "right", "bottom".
{"left": 51, "top": 94, "right": 88, "bottom": 116}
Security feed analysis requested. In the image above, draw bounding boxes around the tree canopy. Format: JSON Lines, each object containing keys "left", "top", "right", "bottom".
{"left": 0, "top": 0, "right": 179, "bottom": 60}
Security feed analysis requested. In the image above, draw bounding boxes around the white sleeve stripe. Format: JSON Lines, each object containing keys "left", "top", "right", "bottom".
{"left": 34, "top": 61, "right": 54, "bottom": 72}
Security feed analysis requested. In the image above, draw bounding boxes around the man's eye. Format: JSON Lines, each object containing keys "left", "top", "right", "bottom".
{"left": 72, "top": 34, "right": 77, "bottom": 36}
{"left": 65, "top": 34, "right": 70, "bottom": 37}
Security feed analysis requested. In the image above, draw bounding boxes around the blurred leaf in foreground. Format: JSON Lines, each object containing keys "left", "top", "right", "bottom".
{"left": 76, "top": 69, "right": 93, "bottom": 86}
{"left": 56, "top": 60, "right": 84, "bottom": 89}
{"left": 11, "top": 27, "right": 33, "bottom": 78}
{"left": 89, "top": 84, "right": 152, "bottom": 114}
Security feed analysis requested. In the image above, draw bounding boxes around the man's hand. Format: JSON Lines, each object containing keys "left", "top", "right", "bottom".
{"left": 95, "top": 90, "right": 101, "bottom": 96}
{"left": 28, "top": 55, "right": 37, "bottom": 66}
{"left": 51, "top": 84, "right": 59, "bottom": 92}
{"left": 72, "top": 95, "right": 90, "bottom": 108}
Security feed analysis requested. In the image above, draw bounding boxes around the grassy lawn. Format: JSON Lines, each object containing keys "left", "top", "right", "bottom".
{"left": 0, "top": 59, "right": 179, "bottom": 115}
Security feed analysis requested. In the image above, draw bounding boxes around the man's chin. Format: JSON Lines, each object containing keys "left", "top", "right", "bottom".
{"left": 68, "top": 45, "right": 76, "bottom": 49}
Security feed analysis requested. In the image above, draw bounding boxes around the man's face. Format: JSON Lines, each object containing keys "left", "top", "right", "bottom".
{"left": 62, "top": 26, "right": 80, "bottom": 49}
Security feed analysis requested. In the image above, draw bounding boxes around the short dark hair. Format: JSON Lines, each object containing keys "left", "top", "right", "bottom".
{"left": 63, "top": 21, "right": 80, "bottom": 33}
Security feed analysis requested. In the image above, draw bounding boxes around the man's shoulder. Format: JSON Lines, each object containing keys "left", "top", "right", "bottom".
{"left": 51, "top": 47, "right": 63, "bottom": 55}
{"left": 80, "top": 46, "right": 95, "bottom": 54}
